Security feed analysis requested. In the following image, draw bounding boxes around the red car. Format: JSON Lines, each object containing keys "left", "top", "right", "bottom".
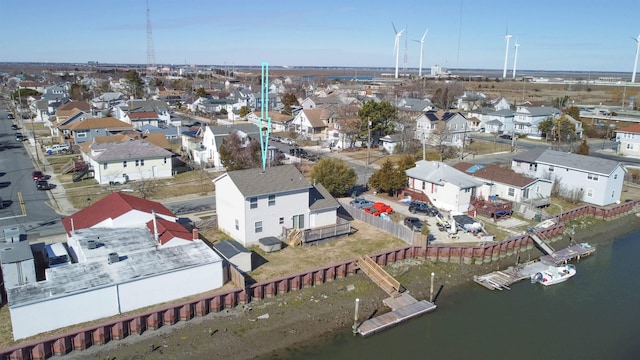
{"left": 32, "top": 171, "right": 45, "bottom": 181}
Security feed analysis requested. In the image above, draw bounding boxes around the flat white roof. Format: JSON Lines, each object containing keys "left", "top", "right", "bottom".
{"left": 7, "top": 239, "right": 221, "bottom": 307}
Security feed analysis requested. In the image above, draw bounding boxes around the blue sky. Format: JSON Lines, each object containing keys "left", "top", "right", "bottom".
{"left": 1, "top": 0, "right": 639, "bottom": 73}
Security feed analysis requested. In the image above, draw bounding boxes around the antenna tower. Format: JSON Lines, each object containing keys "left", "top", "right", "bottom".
{"left": 146, "top": 0, "right": 156, "bottom": 72}
{"left": 258, "top": 62, "right": 272, "bottom": 172}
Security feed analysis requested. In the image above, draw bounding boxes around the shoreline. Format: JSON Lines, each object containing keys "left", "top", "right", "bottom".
{"left": 59, "top": 214, "right": 640, "bottom": 359}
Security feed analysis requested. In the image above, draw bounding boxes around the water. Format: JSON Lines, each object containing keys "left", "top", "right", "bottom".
{"left": 278, "top": 230, "right": 640, "bottom": 359}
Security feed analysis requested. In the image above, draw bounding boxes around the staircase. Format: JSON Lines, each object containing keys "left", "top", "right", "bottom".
{"left": 528, "top": 231, "right": 555, "bottom": 255}
{"left": 357, "top": 256, "right": 404, "bottom": 298}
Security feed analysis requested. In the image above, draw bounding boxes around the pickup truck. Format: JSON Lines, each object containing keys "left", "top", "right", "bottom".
{"left": 45, "top": 144, "right": 70, "bottom": 154}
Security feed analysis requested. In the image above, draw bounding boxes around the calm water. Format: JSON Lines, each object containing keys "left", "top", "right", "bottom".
{"left": 277, "top": 230, "right": 640, "bottom": 360}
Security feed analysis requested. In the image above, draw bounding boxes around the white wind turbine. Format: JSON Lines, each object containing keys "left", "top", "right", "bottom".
{"left": 392, "top": 22, "right": 405, "bottom": 79}
{"left": 503, "top": 31, "right": 512, "bottom": 79}
{"left": 632, "top": 34, "right": 640, "bottom": 83}
{"left": 512, "top": 40, "right": 520, "bottom": 79}
{"left": 414, "top": 28, "right": 429, "bottom": 78}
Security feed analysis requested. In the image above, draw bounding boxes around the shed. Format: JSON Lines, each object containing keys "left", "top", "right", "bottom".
{"left": 2, "top": 226, "right": 26, "bottom": 243}
{"left": 214, "top": 240, "right": 253, "bottom": 272}
{"left": 258, "top": 236, "right": 282, "bottom": 253}
{"left": 0, "top": 241, "right": 37, "bottom": 289}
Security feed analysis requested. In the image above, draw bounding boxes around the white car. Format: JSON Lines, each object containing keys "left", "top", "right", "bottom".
{"left": 45, "top": 144, "right": 70, "bottom": 154}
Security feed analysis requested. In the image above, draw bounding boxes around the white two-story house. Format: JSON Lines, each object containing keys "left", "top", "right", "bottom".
{"left": 213, "top": 165, "right": 340, "bottom": 246}
{"left": 414, "top": 111, "right": 470, "bottom": 148}
{"left": 615, "top": 123, "right": 640, "bottom": 157}
{"left": 405, "top": 160, "right": 484, "bottom": 212}
{"left": 513, "top": 106, "right": 561, "bottom": 138}
{"left": 512, "top": 149, "right": 626, "bottom": 206}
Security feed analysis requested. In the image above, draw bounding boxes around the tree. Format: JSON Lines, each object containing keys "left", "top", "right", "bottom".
{"left": 218, "top": 131, "right": 261, "bottom": 171}
{"left": 70, "top": 83, "right": 90, "bottom": 101}
{"left": 565, "top": 106, "right": 581, "bottom": 121}
{"left": 239, "top": 106, "right": 250, "bottom": 117}
{"left": 397, "top": 153, "right": 417, "bottom": 171}
{"left": 124, "top": 70, "right": 144, "bottom": 99}
{"left": 554, "top": 115, "right": 577, "bottom": 143}
{"left": 195, "top": 87, "right": 207, "bottom": 98}
{"left": 576, "top": 139, "right": 590, "bottom": 155}
{"left": 280, "top": 92, "right": 299, "bottom": 115}
{"left": 368, "top": 159, "right": 407, "bottom": 196}
{"left": 431, "top": 83, "right": 464, "bottom": 109}
{"left": 310, "top": 158, "right": 357, "bottom": 197}
{"left": 552, "top": 95, "right": 570, "bottom": 109}
{"left": 357, "top": 100, "right": 398, "bottom": 145}
{"left": 538, "top": 117, "right": 554, "bottom": 139}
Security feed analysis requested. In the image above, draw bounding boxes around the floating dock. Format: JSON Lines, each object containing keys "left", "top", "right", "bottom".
{"left": 357, "top": 293, "right": 437, "bottom": 336}
{"left": 355, "top": 256, "right": 437, "bottom": 336}
{"left": 474, "top": 243, "right": 595, "bottom": 291}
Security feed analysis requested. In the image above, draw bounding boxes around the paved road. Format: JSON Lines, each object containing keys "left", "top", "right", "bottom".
{"left": 0, "top": 99, "right": 65, "bottom": 239}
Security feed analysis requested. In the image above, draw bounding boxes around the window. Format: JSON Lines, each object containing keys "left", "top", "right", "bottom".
{"left": 235, "top": 219, "right": 239, "bottom": 230}
{"left": 164, "top": 157, "right": 167, "bottom": 164}
{"left": 463, "top": 188, "right": 470, "bottom": 193}
{"left": 508, "top": 188, "right": 515, "bottom": 196}
{"left": 103, "top": 163, "right": 108, "bottom": 170}
{"left": 587, "top": 173, "right": 599, "bottom": 181}
{"left": 421, "top": 182, "right": 426, "bottom": 190}
{"left": 587, "top": 189, "right": 594, "bottom": 197}
{"left": 76, "top": 132, "right": 87, "bottom": 138}
{"left": 523, "top": 188, "right": 530, "bottom": 199}
{"left": 140, "top": 159, "right": 144, "bottom": 166}
{"left": 123, "top": 161, "right": 127, "bottom": 168}
{"left": 254, "top": 221, "right": 263, "bottom": 233}
{"left": 135, "top": 160, "right": 139, "bottom": 167}
{"left": 268, "top": 194, "right": 276, "bottom": 206}
{"left": 627, "top": 143, "right": 633, "bottom": 150}
{"left": 279, "top": 217, "right": 284, "bottom": 224}
{"left": 548, "top": 166, "right": 554, "bottom": 172}
{"left": 614, "top": 174, "right": 618, "bottom": 180}
{"left": 250, "top": 197, "right": 258, "bottom": 209}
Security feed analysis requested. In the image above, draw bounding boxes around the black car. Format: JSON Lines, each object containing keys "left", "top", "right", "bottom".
{"left": 7, "top": 113, "right": 14, "bottom": 119}
{"left": 36, "top": 179, "right": 49, "bottom": 190}
{"left": 404, "top": 217, "right": 423, "bottom": 232}
{"left": 11, "top": 124, "right": 18, "bottom": 130}
{"left": 16, "top": 133, "right": 26, "bottom": 141}
{"left": 499, "top": 134, "right": 513, "bottom": 140}
{"left": 409, "top": 202, "right": 438, "bottom": 216}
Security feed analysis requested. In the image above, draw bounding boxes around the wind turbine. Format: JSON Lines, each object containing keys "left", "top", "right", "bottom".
{"left": 503, "top": 30, "right": 512, "bottom": 79}
{"left": 632, "top": 34, "right": 640, "bottom": 83}
{"left": 392, "top": 22, "right": 405, "bottom": 79}
{"left": 512, "top": 40, "right": 520, "bottom": 79}
{"left": 414, "top": 28, "right": 429, "bottom": 78}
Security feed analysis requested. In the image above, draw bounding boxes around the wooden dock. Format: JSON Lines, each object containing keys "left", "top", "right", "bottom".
{"left": 474, "top": 243, "right": 596, "bottom": 291}
{"left": 357, "top": 293, "right": 437, "bottom": 336}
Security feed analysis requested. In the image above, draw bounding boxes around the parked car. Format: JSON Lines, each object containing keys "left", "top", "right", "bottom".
{"left": 36, "top": 179, "right": 49, "bottom": 190}
{"left": 404, "top": 217, "right": 423, "bottom": 232}
{"left": 45, "top": 144, "right": 70, "bottom": 154}
{"left": 15, "top": 133, "right": 26, "bottom": 141}
{"left": 350, "top": 198, "right": 374, "bottom": 209}
{"left": 7, "top": 113, "right": 14, "bottom": 119}
{"left": 409, "top": 201, "right": 438, "bottom": 216}
{"left": 499, "top": 134, "right": 513, "bottom": 140}
{"left": 32, "top": 171, "right": 45, "bottom": 181}
{"left": 11, "top": 124, "right": 18, "bottom": 130}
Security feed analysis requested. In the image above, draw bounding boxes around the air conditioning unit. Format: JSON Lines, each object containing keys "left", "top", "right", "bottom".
{"left": 87, "top": 240, "right": 97, "bottom": 249}
{"left": 108, "top": 252, "right": 119, "bottom": 264}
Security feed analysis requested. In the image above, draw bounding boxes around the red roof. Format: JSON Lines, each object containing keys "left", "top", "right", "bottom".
{"left": 129, "top": 111, "right": 158, "bottom": 119}
{"left": 618, "top": 123, "right": 640, "bottom": 134}
{"left": 62, "top": 192, "right": 175, "bottom": 234}
{"left": 146, "top": 217, "right": 193, "bottom": 245}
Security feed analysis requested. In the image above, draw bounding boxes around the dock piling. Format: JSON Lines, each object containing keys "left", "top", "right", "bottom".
{"left": 352, "top": 298, "right": 360, "bottom": 335}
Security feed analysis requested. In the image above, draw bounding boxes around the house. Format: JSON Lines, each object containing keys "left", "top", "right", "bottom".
{"left": 125, "top": 111, "right": 162, "bottom": 129}
{"left": 513, "top": 106, "right": 561, "bottom": 137}
{"left": 214, "top": 239, "right": 253, "bottom": 273}
{"left": 405, "top": 160, "right": 484, "bottom": 212}
{"left": 453, "top": 162, "right": 552, "bottom": 207}
{"left": 213, "top": 165, "right": 341, "bottom": 246}
{"left": 615, "top": 123, "right": 640, "bottom": 157}
{"left": 246, "top": 111, "right": 293, "bottom": 132}
{"left": 196, "top": 124, "right": 261, "bottom": 168}
{"left": 8, "top": 192, "right": 222, "bottom": 340}
{"left": 79, "top": 140, "right": 174, "bottom": 184}
{"left": 455, "top": 91, "right": 487, "bottom": 111}
{"left": 291, "top": 108, "right": 332, "bottom": 140}
{"left": 414, "top": 111, "right": 470, "bottom": 147}
{"left": 113, "top": 100, "right": 171, "bottom": 124}
{"left": 511, "top": 149, "right": 626, "bottom": 206}
{"left": 379, "top": 134, "right": 401, "bottom": 154}
{"left": 479, "top": 109, "right": 516, "bottom": 134}
{"left": 60, "top": 117, "right": 134, "bottom": 145}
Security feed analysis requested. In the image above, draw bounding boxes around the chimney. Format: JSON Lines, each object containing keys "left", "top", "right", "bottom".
{"left": 151, "top": 209, "right": 159, "bottom": 246}
{"left": 192, "top": 228, "right": 199, "bottom": 241}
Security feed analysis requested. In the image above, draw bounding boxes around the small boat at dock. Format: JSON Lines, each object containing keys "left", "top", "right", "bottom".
{"left": 530, "top": 264, "right": 576, "bottom": 286}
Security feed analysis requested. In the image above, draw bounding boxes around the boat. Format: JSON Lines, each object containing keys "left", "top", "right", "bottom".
{"left": 530, "top": 264, "right": 576, "bottom": 286}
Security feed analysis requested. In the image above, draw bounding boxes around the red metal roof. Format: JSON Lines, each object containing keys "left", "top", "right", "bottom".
{"left": 146, "top": 217, "right": 193, "bottom": 245}
{"left": 618, "top": 123, "right": 640, "bottom": 134}
{"left": 62, "top": 192, "right": 175, "bottom": 234}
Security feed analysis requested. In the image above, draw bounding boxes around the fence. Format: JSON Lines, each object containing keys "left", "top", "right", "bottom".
{"left": 1, "top": 199, "right": 639, "bottom": 359}
{"left": 339, "top": 200, "right": 427, "bottom": 246}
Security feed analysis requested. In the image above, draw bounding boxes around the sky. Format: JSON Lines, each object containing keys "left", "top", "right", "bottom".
{"left": 1, "top": 0, "right": 639, "bottom": 74}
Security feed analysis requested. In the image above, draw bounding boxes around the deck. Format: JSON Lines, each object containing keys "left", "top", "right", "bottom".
{"left": 474, "top": 243, "right": 596, "bottom": 291}
{"left": 357, "top": 293, "right": 437, "bottom": 337}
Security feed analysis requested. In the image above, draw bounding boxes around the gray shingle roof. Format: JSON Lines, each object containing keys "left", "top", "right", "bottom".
{"left": 90, "top": 140, "right": 173, "bottom": 162}
{"left": 309, "top": 183, "right": 339, "bottom": 211}
{"left": 536, "top": 149, "right": 622, "bottom": 175}
{"left": 406, "top": 160, "right": 484, "bottom": 188}
{"left": 224, "top": 165, "right": 311, "bottom": 197}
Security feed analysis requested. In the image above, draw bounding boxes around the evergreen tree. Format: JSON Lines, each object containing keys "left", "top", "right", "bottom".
{"left": 310, "top": 158, "right": 357, "bottom": 197}
{"left": 369, "top": 159, "right": 407, "bottom": 196}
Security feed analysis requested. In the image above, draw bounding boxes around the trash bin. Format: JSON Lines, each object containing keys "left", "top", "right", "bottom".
{"left": 534, "top": 214, "right": 542, "bottom": 222}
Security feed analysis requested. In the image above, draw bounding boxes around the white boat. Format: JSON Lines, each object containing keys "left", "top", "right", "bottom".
{"left": 530, "top": 264, "right": 576, "bottom": 286}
